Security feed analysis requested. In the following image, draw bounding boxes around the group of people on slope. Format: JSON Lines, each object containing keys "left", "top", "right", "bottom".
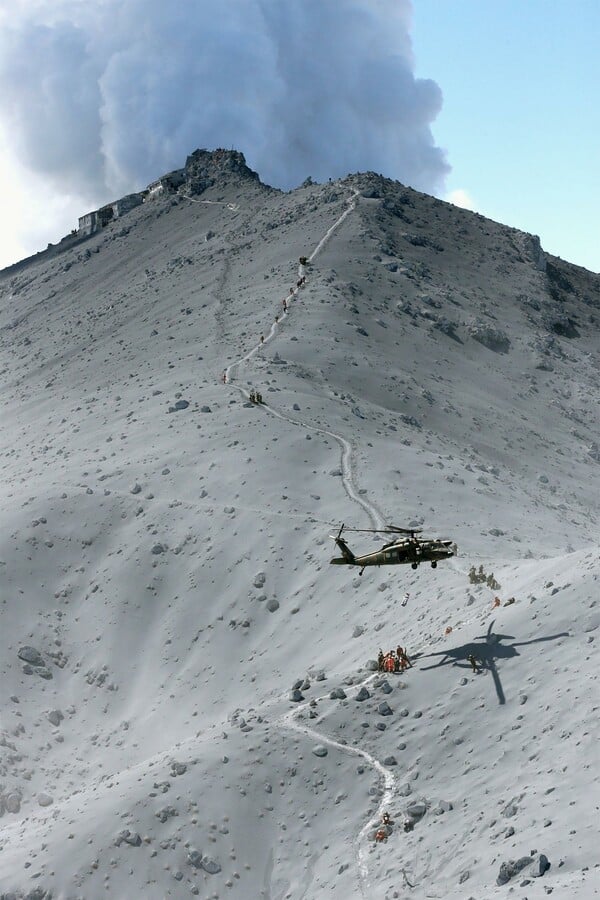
{"left": 221, "top": 256, "right": 309, "bottom": 385}
{"left": 374, "top": 809, "right": 414, "bottom": 842}
{"left": 378, "top": 646, "right": 412, "bottom": 673}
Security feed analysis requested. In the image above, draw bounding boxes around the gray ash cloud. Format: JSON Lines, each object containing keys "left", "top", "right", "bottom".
{"left": 0, "top": 0, "right": 448, "bottom": 200}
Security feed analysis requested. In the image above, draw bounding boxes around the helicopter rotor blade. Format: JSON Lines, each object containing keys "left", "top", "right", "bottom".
{"left": 343, "top": 527, "right": 392, "bottom": 534}
{"left": 385, "top": 525, "right": 423, "bottom": 535}
{"left": 335, "top": 524, "right": 425, "bottom": 536}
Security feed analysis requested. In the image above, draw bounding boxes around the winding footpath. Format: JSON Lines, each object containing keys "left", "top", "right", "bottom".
{"left": 281, "top": 688, "right": 396, "bottom": 900}
{"left": 220, "top": 188, "right": 396, "bottom": 896}
{"left": 211, "top": 185, "right": 494, "bottom": 897}
{"left": 223, "top": 189, "right": 385, "bottom": 530}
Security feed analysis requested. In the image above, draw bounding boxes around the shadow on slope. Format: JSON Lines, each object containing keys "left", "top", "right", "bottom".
{"left": 419, "top": 619, "right": 569, "bottom": 705}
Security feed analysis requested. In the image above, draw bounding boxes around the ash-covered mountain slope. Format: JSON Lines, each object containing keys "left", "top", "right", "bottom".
{"left": 1, "top": 152, "right": 599, "bottom": 899}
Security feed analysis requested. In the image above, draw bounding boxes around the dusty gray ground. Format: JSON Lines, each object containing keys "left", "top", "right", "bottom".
{"left": 1, "top": 154, "right": 599, "bottom": 899}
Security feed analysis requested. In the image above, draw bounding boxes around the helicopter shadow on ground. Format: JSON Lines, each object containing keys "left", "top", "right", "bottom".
{"left": 416, "top": 620, "right": 570, "bottom": 705}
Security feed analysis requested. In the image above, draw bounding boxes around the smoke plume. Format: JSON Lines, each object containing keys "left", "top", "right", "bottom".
{"left": 0, "top": 0, "right": 448, "bottom": 262}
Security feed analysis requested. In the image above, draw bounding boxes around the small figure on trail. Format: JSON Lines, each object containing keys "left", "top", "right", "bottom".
{"left": 282, "top": 297, "right": 288, "bottom": 312}
{"left": 396, "top": 646, "right": 412, "bottom": 670}
{"left": 401, "top": 592, "right": 410, "bottom": 607}
{"left": 289, "top": 287, "right": 294, "bottom": 296}
{"left": 260, "top": 334, "right": 264, "bottom": 344}
{"left": 377, "top": 649, "right": 385, "bottom": 672}
{"left": 403, "top": 819, "right": 414, "bottom": 833}
{"left": 299, "top": 256, "right": 308, "bottom": 266}
{"left": 374, "top": 828, "right": 387, "bottom": 843}
{"left": 504, "top": 596, "right": 515, "bottom": 606}
{"left": 467, "top": 654, "right": 480, "bottom": 673}
{"left": 249, "top": 390, "right": 256, "bottom": 403}
{"left": 256, "top": 392, "right": 263, "bottom": 404}
{"left": 493, "top": 596, "right": 501, "bottom": 608}
{"left": 222, "top": 371, "right": 227, "bottom": 384}
{"left": 444, "top": 626, "right": 453, "bottom": 636}
{"left": 274, "top": 314, "right": 279, "bottom": 324}
{"left": 382, "top": 811, "right": 392, "bottom": 825}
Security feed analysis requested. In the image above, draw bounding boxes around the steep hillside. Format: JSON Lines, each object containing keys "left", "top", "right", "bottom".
{"left": 1, "top": 154, "right": 599, "bottom": 899}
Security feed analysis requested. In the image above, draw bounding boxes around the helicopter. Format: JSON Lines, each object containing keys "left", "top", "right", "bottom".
{"left": 330, "top": 523, "right": 455, "bottom": 576}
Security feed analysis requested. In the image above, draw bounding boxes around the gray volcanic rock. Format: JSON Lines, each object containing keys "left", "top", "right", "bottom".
{"left": 17, "top": 646, "right": 44, "bottom": 666}
{"left": 496, "top": 857, "right": 531, "bottom": 885}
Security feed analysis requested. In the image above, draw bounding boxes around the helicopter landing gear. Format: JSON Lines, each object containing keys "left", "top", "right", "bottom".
{"left": 411, "top": 562, "right": 418, "bottom": 570}
{"left": 431, "top": 561, "right": 437, "bottom": 568}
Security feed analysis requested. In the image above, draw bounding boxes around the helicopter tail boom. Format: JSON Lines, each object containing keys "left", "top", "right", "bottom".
{"left": 329, "top": 526, "right": 356, "bottom": 566}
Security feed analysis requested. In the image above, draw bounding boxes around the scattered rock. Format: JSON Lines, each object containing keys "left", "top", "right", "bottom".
{"left": 502, "top": 800, "right": 519, "bottom": 818}
{"left": 38, "top": 793, "right": 53, "bottom": 807}
{"left": 433, "top": 799, "right": 453, "bottom": 814}
{"left": 330, "top": 688, "right": 347, "bottom": 700}
{"left": 156, "top": 806, "right": 178, "bottom": 823}
{"left": 312, "top": 745, "right": 328, "bottom": 757}
{"left": 115, "top": 830, "right": 142, "bottom": 847}
{"left": 18, "top": 646, "right": 45, "bottom": 667}
{"left": 266, "top": 598, "right": 279, "bottom": 612}
{"left": 355, "top": 686, "right": 370, "bottom": 702}
{"left": 468, "top": 323, "right": 511, "bottom": 353}
{"left": 201, "top": 857, "right": 222, "bottom": 875}
{"left": 5, "top": 792, "right": 22, "bottom": 813}
{"left": 405, "top": 800, "right": 427, "bottom": 822}
{"left": 289, "top": 689, "right": 304, "bottom": 702}
{"left": 188, "top": 849, "right": 203, "bottom": 867}
{"left": 531, "top": 853, "right": 551, "bottom": 877}
{"left": 378, "top": 701, "right": 393, "bottom": 716}
{"left": 496, "top": 857, "right": 531, "bottom": 885}
{"left": 47, "top": 709, "right": 64, "bottom": 727}
{"left": 253, "top": 572, "right": 266, "bottom": 588}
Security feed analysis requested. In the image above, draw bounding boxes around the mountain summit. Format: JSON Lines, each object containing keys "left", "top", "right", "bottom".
{"left": 184, "top": 148, "right": 263, "bottom": 193}
{"left": 1, "top": 153, "right": 599, "bottom": 899}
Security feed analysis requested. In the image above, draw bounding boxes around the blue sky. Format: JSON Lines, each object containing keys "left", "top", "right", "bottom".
{"left": 413, "top": 0, "right": 599, "bottom": 272}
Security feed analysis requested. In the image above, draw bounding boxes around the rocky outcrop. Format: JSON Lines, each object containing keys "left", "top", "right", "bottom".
{"left": 184, "top": 148, "right": 262, "bottom": 195}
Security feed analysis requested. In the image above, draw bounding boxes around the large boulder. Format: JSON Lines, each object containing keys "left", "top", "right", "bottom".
{"left": 18, "top": 646, "right": 45, "bottom": 667}
{"left": 496, "top": 857, "right": 532, "bottom": 885}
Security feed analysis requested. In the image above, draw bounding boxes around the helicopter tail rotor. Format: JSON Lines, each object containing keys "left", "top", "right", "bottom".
{"left": 329, "top": 523, "right": 356, "bottom": 565}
